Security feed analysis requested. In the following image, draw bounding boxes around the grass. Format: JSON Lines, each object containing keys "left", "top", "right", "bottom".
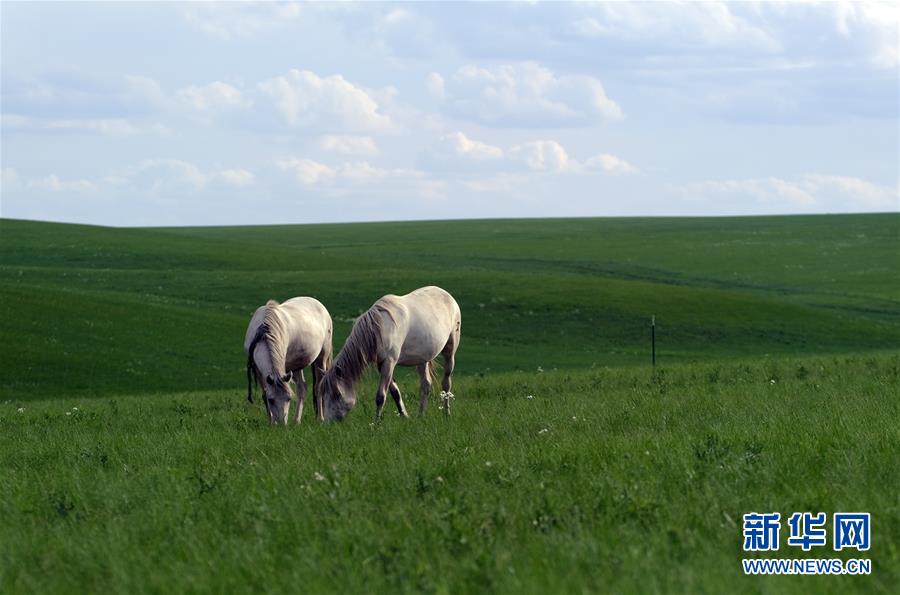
{"left": 1, "top": 214, "right": 899, "bottom": 397}
{"left": 2, "top": 356, "right": 898, "bottom": 593}
{"left": 1, "top": 214, "right": 898, "bottom": 593}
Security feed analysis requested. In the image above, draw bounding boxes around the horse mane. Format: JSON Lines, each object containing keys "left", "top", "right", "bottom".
{"left": 333, "top": 302, "right": 393, "bottom": 384}
{"left": 246, "top": 300, "right": 290, "bottom": 401}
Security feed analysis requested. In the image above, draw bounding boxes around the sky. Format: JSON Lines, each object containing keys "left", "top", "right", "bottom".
{"left": 1, "top": 1, "right": 898, "bottom": 226}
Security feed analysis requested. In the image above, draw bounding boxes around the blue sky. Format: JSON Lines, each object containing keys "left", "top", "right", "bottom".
{"left": 1, "top": 1, "right": 898, "bottom": 226}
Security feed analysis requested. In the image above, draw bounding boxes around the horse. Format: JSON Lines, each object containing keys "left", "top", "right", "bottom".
{"left": 244, "top": 297, "right": 333, "bottom": 425}
{"left": 319, "top": 286, "right": 461, "bottom": 421}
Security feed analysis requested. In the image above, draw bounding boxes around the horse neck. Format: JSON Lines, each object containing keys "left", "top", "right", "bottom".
{"left": 333, "top": 337, "right": 371, "bottom": 387}
{"left": 253, "top": 339, "right": 284, "bottom": 380}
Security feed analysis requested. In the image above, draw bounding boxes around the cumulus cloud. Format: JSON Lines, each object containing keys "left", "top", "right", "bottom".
{"left": 102, "top": 159, "right": 257, "bottom": 194}
{"left": 319, "top": 135, "right": 379, "bottom": 155}
{"left": 583, "top": 153, "right": 639, "bottom": 175}
{"left": 219, "top": 168, "right": 256, "bottom": 187}
{"left": 28, "top": 174, "right": 98, "bottom": 193}
{"left": 420, "top": 130, "right": 636, "bottom": 178}
{"left": 509, "top": 140, "right": 572, "bottom": 172}
{"left": 441, "top": 132, "right": 504, "bottom": 160}
{"left": 802, "top": 174, "right": 898, "bottom": 208}
{"left": 833, "top": 1, "right": 899, "bottom": 69}
{"left": 436, "top": 62, "right": 623, "bottom": 127}
{"left": 276, "top": 157, "right": 428, "bottom": 189}
{"left": 572, "top": 2, "right": 781, "bottom": 53}
{"left": 276, "top": 158, "right": 336, "bottom": 186}
{"left": 682, "top": 174, "right": 898, "bottom": 210}
{"left": 3, "top": 68, "right": 395, "bottom": 138}
{"left": 419, "top": 131, "right": 505, "bottom": 172}
{"left": 257, "top": 69, "right": 393, "bottom": 132}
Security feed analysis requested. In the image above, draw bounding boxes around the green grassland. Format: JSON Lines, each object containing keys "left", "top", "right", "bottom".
{"left": 1, "top": 214, "right": 898, "bottom": 593}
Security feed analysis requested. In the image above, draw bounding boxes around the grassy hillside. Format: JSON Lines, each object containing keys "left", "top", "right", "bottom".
{"left": 1, "top": 215, "right": 898, "bottom": 594}
{"left": 1, "top": 214, "right": 898, "bottom": 399}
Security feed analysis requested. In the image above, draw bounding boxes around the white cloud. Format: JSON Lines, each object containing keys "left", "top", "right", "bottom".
{"left": 426, "top": 72, "right": 445, "bottom": 99}
{"left": 802, "top": 174, "right": 898, "bottom": 208}
{"left": 833, "top": 1, "right": 899, "bottom": 68}
{"left": 438, "top": 62, "right": 623, "bottom": 127}
{"left": 28, "top": 174, "right": 98, "bottom": 193}
{"left": 276, "top": 157, "right": 428, "bottom": 190}
{"left": 257, "top": 69, "right": 393, "bottom": 132}
{"left": 176, "top": 81, "right": 245, "bottom": 112}
{"left": 13, "top": 160, "right": 257, "bottom": 200}
{"left": 572, "top": 3, "right": 781, "bottom": 53}
{"left": 510, "top": 140, "right": 572, "bottom": 172}
{"left": 277, "top": 158, "right": 336, "bottom": 186}
{"left": 683, "top": 174, "right": 898, "bottom": 210}
{"left": 421, "top": 131, "right": 636, "bottom": 179}
{"left": 106, "top": 159, "right": 253, "bottom": 194}
{"left": 218, "top": 168, "right": 256, "bottom": 187}
{"left": 441, "top": 132, "right": 503, "bottom": 160}
{"left": 319, "top": 135, "right": 379, "bottom": 155}
{"left": 180, "top": 2, "right": 302, "bottom": 39}
{"left": 584, "top": 153, "right": 639, "bottom": 175}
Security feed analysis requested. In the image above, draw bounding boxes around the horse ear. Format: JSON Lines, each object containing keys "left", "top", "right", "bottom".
{"left": 266, "top": 374, "right": 274, "bottom": 386}
{"left": 335, "top": 365, "right": 343, "bottom": 379}
{"left": 282, "top": 371, "right": 293, "bottom": 383}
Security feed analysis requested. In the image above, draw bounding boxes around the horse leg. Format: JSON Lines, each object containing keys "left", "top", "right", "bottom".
{"left": 311, "top": 355, "right": 324, "bottom": 421}
{"left": 388, "top": 380, "right": 408, "bottom": 418}
{"left": 416, "top": 362, "right": 432, "bottom": 416}
{"left": 375, "top": 360, "right": 396, "bottom": 420}
{"left": 293, "top": 369, "right": 306, "bottom": 424}
{"left": 440, "top": 333, "right": 458, "bottom": 416}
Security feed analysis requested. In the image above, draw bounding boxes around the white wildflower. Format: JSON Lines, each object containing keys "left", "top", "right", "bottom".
{"left": 65, "top": 412, "right": 72, "bottom": 416}
{"left": 526, "top": 395, "right": 534, "bottom": 400}
{"left": 314, "top": 472, "right": 326, "bottom": 482}
{"left": 485, "top": 461, "right": 492, "bottom": 467}
{"left": 17, "top": 407, "right": 24, "bottom": 413}
{"left": 538, "top": 428, "right": 549, "bottom": 435}
{"left": 770, "top": 379, "right": 776, "bottom": 384}
{"left": 572, "top": 416, "right": 577, "bottom": 420}
{"left": 436, "top": 476, "right": 444, "bottom": 483}
{"left": 537, "top": 366, "right": 544, "bottom": 373}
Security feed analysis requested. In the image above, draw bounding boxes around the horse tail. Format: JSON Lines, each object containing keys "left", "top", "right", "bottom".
{"left": 425, "top": 359, "right": 434, "bottom": 386}
{"left": 245, "top": 325, "right": 266, "bottom": 404}
{"left": 246, "top": 356, "right": 255, "bottom": 403}
{"left": 324, "top": 341, "right": 333, "bottom": 372}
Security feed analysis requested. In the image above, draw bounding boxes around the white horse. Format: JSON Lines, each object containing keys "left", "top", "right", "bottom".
{"left": 244, "top": 297, "right": 333, "bottom": 425}
{"left": 320, "top": 286, "right": 461, "bottom": 421}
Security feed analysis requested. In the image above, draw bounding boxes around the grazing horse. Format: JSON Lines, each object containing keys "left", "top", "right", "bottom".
{"left": 320, "top": 286, "right": 461, "bottom": 421}
{"left": 244, "top": 297, "right": 333, "bottom": 425}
